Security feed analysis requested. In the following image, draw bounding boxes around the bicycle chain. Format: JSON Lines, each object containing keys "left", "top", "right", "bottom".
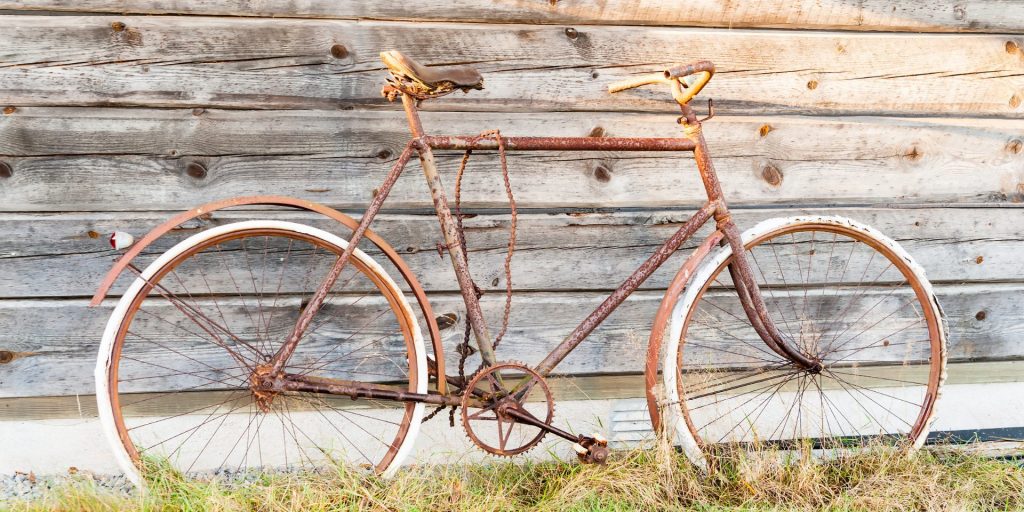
{"left": 422, "top": 129, "right": 518, "bottom": 426}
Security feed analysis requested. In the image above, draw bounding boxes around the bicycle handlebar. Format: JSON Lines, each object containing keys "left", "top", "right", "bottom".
{"left": 607, "top": 60, "right": 715, "bottom": 105}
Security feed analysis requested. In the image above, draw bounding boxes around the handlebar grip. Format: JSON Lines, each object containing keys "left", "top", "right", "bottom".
{"left": 607, "top": 72, "right": 667, "bottom": 93}
{"left": 607, "top": 60, "right": 716, "bottom": 105}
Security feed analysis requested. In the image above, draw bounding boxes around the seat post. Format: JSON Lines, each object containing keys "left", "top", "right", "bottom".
{"left": 401, "top": 92, "right": 426, "bottom": 138}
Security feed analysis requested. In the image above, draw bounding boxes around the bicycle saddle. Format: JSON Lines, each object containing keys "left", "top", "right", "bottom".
{"left": 381, "top": 50, "right": 484, "bottom": 94}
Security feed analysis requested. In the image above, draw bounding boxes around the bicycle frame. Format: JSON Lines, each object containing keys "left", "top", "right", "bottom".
{"left": 268, "top": 90, "right": 821, "bottom": 404}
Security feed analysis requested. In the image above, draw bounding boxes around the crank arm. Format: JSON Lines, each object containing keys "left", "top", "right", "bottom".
{"left": 503, "top": 408, "right": 610, "bottom": 463}
{"left": 502, "top": 407, "right": 587, "bottom": 445}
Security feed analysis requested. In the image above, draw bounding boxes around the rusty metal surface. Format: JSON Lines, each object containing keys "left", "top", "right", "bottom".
{"left": 88, "top": 193, "right": 447, "bottom": 394}
{"left": 535, "top": 201, "right": 718, "bottom": 377}
{"left": 452, "top": 130, "right": 519, "bottom": 387}
{"left": 644, "top": 229, "right": 725, "bottom": 432}
{"left": 427, "top": 135, "right": 696, "bottom": 152}
{"left": 98, "top": 54, "right": 847, "bottom": 461}
{"left": 282, "top": 373, "right": 462, "bottom": 407}
{"left": 269, "top": 140, "right": 418, "bottom": 375}
{"left": 684, "top": 119, "right": 821, "bottom": 371}
{"left": 460, "top": 362, "right": 554, "bottom": 457}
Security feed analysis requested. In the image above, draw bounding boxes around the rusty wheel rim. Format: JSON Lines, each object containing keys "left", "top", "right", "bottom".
{"left": 107, "top": 226, "right": 419, "bottom": 475}
{"left": 675, "top": 223, "right": 943, "bottom": 452}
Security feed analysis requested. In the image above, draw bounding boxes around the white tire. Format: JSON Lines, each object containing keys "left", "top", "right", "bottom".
{"left": 660, "top": 216, "right": 946, "bottom": 469}
{"left": 95, "top": 220, "right": 427, "bottom": 486}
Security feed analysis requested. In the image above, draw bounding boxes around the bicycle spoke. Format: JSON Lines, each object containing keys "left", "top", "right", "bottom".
{"left": 673, "top": 223, "right": 941, "bottom": 458}
{"left": 109, "top": 227, "right": 419, "bottom": 477}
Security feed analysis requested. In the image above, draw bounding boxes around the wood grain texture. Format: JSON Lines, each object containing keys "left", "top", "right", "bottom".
{"left": 0, "top": 282, "right": 1017, "bottom": 398}
{"left": 2, "top": 109, "right": 1022, "bottom": 211}
{"left": 0, "top": 16, "right": 1021, "bottom": 114}
{"left": 4, "top": 1, "right": 1024, "bottom": 33}
{"left": 0, "top": 5, "right": 1021, "bottom": 410}
{"left": 0, "top": 207, "right": 1018, "bottom": 299}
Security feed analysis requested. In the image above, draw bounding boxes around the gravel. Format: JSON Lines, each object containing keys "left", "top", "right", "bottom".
{"left": 1, "top": 466, "right": 328, "bottom": 504}
{"left": 0, "top": 469, "right": 134, "bottom": 503}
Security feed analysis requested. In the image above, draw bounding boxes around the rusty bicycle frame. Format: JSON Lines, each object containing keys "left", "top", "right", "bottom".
{"left": 92, "top": 57, "right": 826, "bottom": 452}
{"left": 267, "top": 59, "right": 823, "bottom": 414}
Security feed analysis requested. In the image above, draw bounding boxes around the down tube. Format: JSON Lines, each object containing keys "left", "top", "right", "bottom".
{"left": 534, "top": 202, "right": 717, "bottom": 377}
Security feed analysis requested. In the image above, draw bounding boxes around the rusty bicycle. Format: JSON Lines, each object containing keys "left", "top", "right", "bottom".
{"left": 93, "top": 51, "right": 946, "bottom": 485}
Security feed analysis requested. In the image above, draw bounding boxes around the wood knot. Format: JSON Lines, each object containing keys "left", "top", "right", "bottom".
{"left": 111, "top": 21, "right": 126, "bottom": 32}
{"left": 0, "top": 162, "right": 12, "bottom": 179}
{"left": 435, "top": 312, "right": 458, "bottom": 330}
{"left": 1007, "top": 40, "right": 1021, "bottom": 54}
{"left": 975, "top": 310, "right": 987, "bottom": 321}
{"left": 592, "top": 163, "right": 612, "bottom": 182}
{"left": 1007, "top": 139, "right": 1023, "bottom": 154}
{"left": 0, "top": 351, "right": 14, "bottom": 364}
{"left": 87, "top": 230, "right": 101, "bottom": 239}
{"left": 761, "top": 164, "right": 783, "bottom": 187}
{"left": 330, "top": 44, "right": 349, "bottom": 59}
{"left": 376, "top": 148, "right": 393, "bottom": 160}
{"left": 564, "top": 27, "right": 578, "bottom": 40}
{"left": 2, "top": 106, "right": 15, "bottom": 115}
{"left": 191, "top": 108, "right": 205, "bottom": 116}
{"left": 806, "top": 80, "right": 818, "bottom": 90}
{"left": 758, "top": 124, "right": 772, "bottom": 137}
{"left": 588, "top": 126, "right": 605, "bottom": 138}
{"left": 975, "top": 255, "right": 984, "bottom": 264}
{"left": 953, "top": 5, "right": 966, "bottom": 20}
{"left": 1010, "top": 94, "right": 1022, "bottom": 109}
{"left": 905, "top": 146, "right": 922, "bottom": 161}
{"left": 185, "top": 161, "right": 207, "bottom": 179}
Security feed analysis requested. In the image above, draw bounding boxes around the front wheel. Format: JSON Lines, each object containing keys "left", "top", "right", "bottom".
{"left": 660, "top": 216, "right": 946, "bottom": 468}
{"left": 95, "top": 220, "right": 427, "bottom": 485}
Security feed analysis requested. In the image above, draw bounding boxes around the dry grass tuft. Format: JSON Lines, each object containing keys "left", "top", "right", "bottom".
{"left": 7, "top": 443, "right": 1024, "bottom": 511}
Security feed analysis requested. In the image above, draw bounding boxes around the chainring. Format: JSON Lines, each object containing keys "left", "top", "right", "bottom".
{"left": 460, "top": 361, "right": 555, "bottom": 457}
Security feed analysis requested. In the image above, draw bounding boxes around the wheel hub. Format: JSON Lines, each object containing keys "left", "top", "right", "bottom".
{"left": 249, "top": 364, "right": 281, "bottom": 413}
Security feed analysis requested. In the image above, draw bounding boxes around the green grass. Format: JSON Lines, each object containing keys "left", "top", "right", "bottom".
{"left": 6, "top": 444, "right": 1024, "bottom": 511}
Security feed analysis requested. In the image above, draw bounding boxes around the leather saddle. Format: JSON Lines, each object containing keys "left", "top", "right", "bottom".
{"left": 381, "top": 50, "right": 484, "bottom": 95}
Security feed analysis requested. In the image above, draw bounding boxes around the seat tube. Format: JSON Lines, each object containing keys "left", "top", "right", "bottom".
{"left": 402, "top": 94, "right": 498, "bottom": 367}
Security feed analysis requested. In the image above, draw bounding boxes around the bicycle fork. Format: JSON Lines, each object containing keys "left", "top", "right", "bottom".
{"left": 685, "top": 112, "right": 822, "bottom": 372}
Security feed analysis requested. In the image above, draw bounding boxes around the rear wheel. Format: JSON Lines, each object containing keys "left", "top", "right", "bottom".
{"left": 660, "top": 216, "right": 945, "bottom": 468}
{"left": 95, "top": 221, "right": 426, "bottom": 485}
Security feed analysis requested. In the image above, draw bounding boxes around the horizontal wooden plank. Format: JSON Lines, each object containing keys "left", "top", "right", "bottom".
{"left": 2, "top": 109, "right": 1023, "bottom": 211}
{"left": 0, "top": 17, "right": 1021, "bottom": 114}
{"left": 0, "top": 207, "right": 1020, "bottom": 299}
{"left": 8, "top": 360, "right": 1024, "bottom": 421}
{"left": 5, "top": 1, "right": 1024, "bottom": 33}
{"left": 0, "top": 283, "right": 1019, "bottom": 398}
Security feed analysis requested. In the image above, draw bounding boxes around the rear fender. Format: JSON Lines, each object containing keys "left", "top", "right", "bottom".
{"left": 90, "top": 195, "right": 447, "bottom": 394}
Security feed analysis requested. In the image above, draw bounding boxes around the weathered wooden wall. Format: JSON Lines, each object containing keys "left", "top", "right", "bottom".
{"left": 1, "top": 2, "right": 1023, "bottom": 410}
